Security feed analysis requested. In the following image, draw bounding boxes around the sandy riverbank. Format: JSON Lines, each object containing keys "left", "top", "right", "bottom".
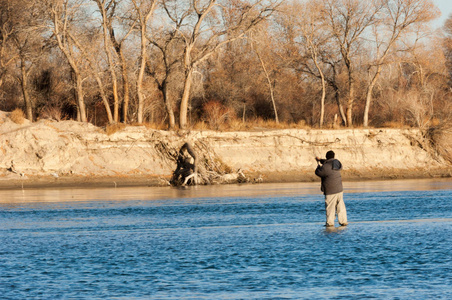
{"left": 0, "top": 111, "right": 451, "bottom": 190}
{"left": 0, "top": 168, "right": 450, "bottom": 190}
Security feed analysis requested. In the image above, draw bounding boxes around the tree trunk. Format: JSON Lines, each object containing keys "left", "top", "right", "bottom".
{"left": 311, "top": 52, "right": 325, "bottom": 128}
{"left": 338, "top": 99, "right": 346, "bottom": 127}
{"left": 93, "top": 73, "right": 114, "bottom": 124}
{"left": 179, "top": 69, "right": 193, "bottom": 129}
{"left": 256, "top": 49, "right": 278, "bottom": 123}
{"left": 132, "top": 0, "right": 157, "bottom": 124}
{"left": 20, "top": 59, "right": 33, "bottom": 121}
{"left": 346, "top": 102, "right": 353, "bottom": 127}
{"left": 75, "top": 73, "right": 87, "bottom": 122}
{"left": 166, "top": 104, "right": 176, "bottom": 130}
{"left": 110, "top": 71, "right": 119, "bottom": 122}
{"left": 52, "top": 10, "right": 86, "bottom": 123}
{"left": 137, "top": 42, "right": 146, "bottom": 124}
{"left": 332, "top": 84, "right": 346, "bottom": 127}
{"left": 319, "top": 77, "right": 326, "bottom": 128}
{"left": 108, "top": 18, "right": 131, "bottom": 123}
{"left": 110, "top": 63, "right": 119, "bottom": 123}
{"left": 162, "top": 82, "right": 175, "bottom": 130}
{"left": 363, "top": 65, "right": 382, "bottom": 127}
{"left": 136, "top": 71, "right": 144, "bottom": 124}
{"left": 119, "top": 49, "right": 130, "bottom": 123}
{"left": 96, "top": 0, "right": 120, "bottom": 122}
{"left": 346, "top": 74, "right": 354, "bottom": 127}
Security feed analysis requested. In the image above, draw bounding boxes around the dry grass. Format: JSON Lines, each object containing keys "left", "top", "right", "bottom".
{"left": 227, "top": 118, "right": 310, "bottom": 131}
{"left": 107, "top": 121, "right": 168, "bottom": 132}
{"left": 105, "top": 123, "right": 126, "bottom": 135}
{"left": 132, "top": 122, "right": 168, "bottom": 130}
{"left": 224, "top": 119, "right": 251, "bottom": 131}
{"left": 9, "top": 108, "right": 26, "bottom": 124}
{"left": 192, "top": 121, "right": 210, "bottom": 131}
{"left": 249, "top": 119, "right": 287, "bottom": 129}
{"left": 382, "top": 121, "right": 408, "bottom": 128}
{"left": 106, "top": 118, "right": 424, "bottom": 132}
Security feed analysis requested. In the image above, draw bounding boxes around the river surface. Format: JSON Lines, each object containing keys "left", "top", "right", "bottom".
{"left": 0, "top": 179, "right": 451, "bottom": 299}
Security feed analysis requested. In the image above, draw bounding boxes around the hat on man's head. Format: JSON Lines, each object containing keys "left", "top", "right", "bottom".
{"left": 326, "top": 150, "right": 335, "bottom": 159}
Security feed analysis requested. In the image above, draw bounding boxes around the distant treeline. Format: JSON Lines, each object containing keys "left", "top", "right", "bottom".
{"left": 0, "top": 0, "right": 451, "bottom": 130}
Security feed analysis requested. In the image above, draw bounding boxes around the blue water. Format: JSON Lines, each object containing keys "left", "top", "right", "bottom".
{"left": 0, "top": 180, "right": 451, "bottom": 299}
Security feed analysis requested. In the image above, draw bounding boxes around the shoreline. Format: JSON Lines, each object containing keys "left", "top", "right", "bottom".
{"left": 2, "top": 119, "right": 452, "bottom": 190}
{"left": 1, "top": 168, "right": 450, "bottom": 190}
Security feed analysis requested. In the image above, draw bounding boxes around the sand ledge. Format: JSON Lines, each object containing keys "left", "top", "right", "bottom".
{"left": 1, "top": 113, "right": 451, "bottom": 190}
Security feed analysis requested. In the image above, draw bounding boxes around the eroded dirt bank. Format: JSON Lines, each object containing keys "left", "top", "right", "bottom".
{"left": 0, "top": 112, "right": 450, "bottom": 189}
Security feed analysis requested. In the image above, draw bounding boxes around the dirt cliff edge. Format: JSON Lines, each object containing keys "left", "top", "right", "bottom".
{"left": 0, "top": 115, "right": 450, "bottom": 189}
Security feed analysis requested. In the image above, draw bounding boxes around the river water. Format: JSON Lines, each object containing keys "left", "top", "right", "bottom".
{"left": 1, "top": 179, "right": 451, "bottom": 299}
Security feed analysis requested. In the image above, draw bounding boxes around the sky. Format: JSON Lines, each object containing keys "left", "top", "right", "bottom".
{"left": 433, "top": 0, "right": 452, "bottom": 28}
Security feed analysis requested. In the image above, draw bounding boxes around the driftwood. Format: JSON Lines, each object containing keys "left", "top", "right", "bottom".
{"left": 175, "top": 168, "right": 249, "bottom": 186}
{"left": 163, "top": 140, "right": 255, "bottom": 186}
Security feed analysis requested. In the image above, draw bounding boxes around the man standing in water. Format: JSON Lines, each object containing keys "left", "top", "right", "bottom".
{"left": 315, "top": 150, "right": 348, "bottom": 227}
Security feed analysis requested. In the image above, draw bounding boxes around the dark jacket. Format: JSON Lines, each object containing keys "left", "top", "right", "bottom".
{"left": 315, "top": 158, "right": 343, "bottom": 195}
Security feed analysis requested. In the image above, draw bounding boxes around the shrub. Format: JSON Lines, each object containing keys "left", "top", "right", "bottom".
{"left": 9, "top": 108, "right": 25, "bottom": 124}
{"left": 39, "top": 106, "right": 66, "bottom": 121}
{"left": 203, "top": 101, "right": 232, "bottom": 130}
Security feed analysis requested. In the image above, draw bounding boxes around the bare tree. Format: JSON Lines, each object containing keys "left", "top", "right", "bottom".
{"left": 326, "top": 60, "right": 348, "bottom": 127}
{"left": 0, "top": 0, "right": 47, "bottom": 121}
{"left": 146, "top": 6, "right": 187, "bottom": 130}
{"left": 0, "top": 0, "right": 18, "bottom": 90}
{"left": 130, "top": 0, "right": 157, "bottom": 124}
{"left": 363, "top": 0, "right": 438, "bottom": 127}
{"left": 0, "top": 0, "right": 446, "bottom": 130}
{"left": 247, "top": 26, "right": 281, "bottom": 124}
{"left": 162, "top": 0, "right": 281, "bottom": 129}
{"left": 279, "top": 0, "right": 346, "bottom": 127}
{"left": 93, "top": 0, "right": 121, "bottom": 122}
{"left": 46, "top": 0, "right": 88, "bottom": 122}
{"left": 15, "top": 47, "right": 37, "bottom": 121}
{"left": 11, "top": 1, "right": 46, "bottom": 121}
{"left": 289, "top": 0, "right": 328, "bottom": 127}
{"left": 69, "top": 30, "right": 114, "bottom": 124}
{"left": 322, "top": 0, "right": 384, "bottom": 127}
{"left": 400, "top": 32, "right": 447, "bottom": 126}
{"left": 253, "top": 43, "right": 279, "bottom": 124}
{"left": 105, "top": 1, "right": 135, "bottom": 123}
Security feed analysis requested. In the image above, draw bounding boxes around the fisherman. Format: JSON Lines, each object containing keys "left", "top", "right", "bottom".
{"left": 315, "top": 150, "right": 348, "bottom": 227}
{"left": 170, "top": 142, "right": 198, "bottom": 186}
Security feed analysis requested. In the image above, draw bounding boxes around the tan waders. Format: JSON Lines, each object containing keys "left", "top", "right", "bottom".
{"left": 325, "top": 192, "right": 348, "bottom": 227}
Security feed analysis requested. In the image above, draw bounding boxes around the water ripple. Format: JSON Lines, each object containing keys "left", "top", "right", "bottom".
{"left": 0, "top": 182, "right": 451, "bottom": 299}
